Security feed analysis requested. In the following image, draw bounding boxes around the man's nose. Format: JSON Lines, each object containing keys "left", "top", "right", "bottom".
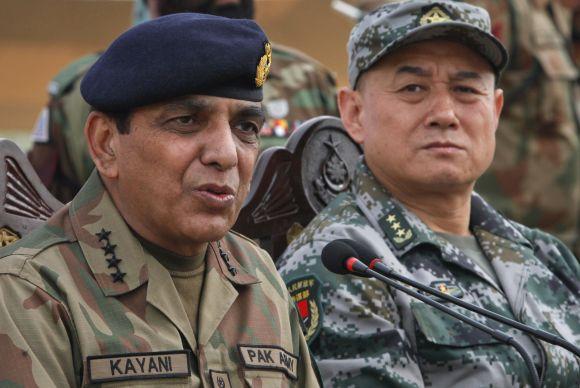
{"left": 425, "top": 89, "right": 459, "bottom": 130}
{"left": 200, "top": 120, "right": 238, "bottom": 170}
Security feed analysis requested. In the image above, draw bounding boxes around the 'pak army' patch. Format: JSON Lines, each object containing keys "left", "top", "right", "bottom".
{"left": 378, "top": 209, "right": 415, "bottom": 249}
{"left": 287, "top": 275, "right": 322, "bottom": 343}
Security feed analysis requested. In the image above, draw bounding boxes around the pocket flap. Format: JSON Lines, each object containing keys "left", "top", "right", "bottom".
{"left": 411, "top": 302, "right": 500, "bottom": 347}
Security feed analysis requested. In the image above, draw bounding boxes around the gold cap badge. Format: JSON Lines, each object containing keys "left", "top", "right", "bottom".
{"left": 420, "top": 6, "right": 451, "bottom": 25}
{"left": 255, "top": 42, "right": 272, "bottom": 88}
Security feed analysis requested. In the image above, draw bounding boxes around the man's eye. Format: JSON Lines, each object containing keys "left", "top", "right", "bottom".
{"left": 174, "top": 116, "right": 194, "bottom": 124}
{"left": 454, "top": 85, "right": 478, "bottom": 94}
{"left": 235, "top": 121, "right": 260, "bottom": 134}
{"left": 400, "top": 84, "right": 425, "bottom": 93}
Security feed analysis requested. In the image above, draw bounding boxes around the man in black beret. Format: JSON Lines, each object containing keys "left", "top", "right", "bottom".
{"left": 0, "top": 13, "right": 320, "bottom": 387}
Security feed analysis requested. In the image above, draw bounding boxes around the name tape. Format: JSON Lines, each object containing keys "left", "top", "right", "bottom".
{"left": 87, "top": 350, "right": 191, "bottom": 383}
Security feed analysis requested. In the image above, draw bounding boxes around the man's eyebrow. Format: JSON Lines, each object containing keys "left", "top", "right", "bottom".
{"left": 451, "top": 71, "right": 483, "bottom": 81}
{"left": 395, "top": 65, "right": 431, "bottom": 76}
{"left": 235, "top": 105, "right": 266, "bottom": 122}
{"left": 162, "top": 98, "right": 211, "bottom": 113}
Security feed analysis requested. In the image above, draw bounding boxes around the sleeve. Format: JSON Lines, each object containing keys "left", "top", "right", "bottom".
{"left": 289, "top": 299, "right": 322, "bottom": 388}
{"left": 280, "top": 240, "right": 424, "bottom": 388}
{"left": 0, "top": 274, "right": 79, "bottom": 387}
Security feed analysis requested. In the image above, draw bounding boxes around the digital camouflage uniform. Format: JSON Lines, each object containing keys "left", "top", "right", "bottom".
{"left": 27, "top": 44, "right": 338, "bottom": 203}
{"left": 277, "top": 160, "right": 580, "bottom": 387}
{"left": 0, "top": 171, "right": 320, "bottom": 387}
{"left": 467, "top": 0, "right": 580, "bottom": 258}
{"left": 356, "top": 0, "right": 580, "bottom": 255}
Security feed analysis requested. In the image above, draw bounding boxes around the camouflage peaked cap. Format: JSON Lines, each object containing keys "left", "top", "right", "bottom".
{"left": 347, "top": 0, "right": 508, "bottom": 88}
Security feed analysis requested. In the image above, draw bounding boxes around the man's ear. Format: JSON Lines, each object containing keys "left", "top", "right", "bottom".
{"left": 338, "top": 86, "right": 365, "bottom": 144}
{"left": 493, "top": 88, "right": 504, "bottom": 133}
{"left": 84, "top": 111, "right": 120, "bottom": 179}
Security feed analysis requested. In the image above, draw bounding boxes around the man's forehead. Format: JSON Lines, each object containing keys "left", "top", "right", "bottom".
{"left": 152, "top": 95, "right": 263, "bottom": 112}
{"left": 376, "top": 40, "right": 495, "bottom": 76}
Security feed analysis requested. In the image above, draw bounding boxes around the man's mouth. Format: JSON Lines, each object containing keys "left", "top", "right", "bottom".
{"left": 194, "top": 184, "right": 236, "bottom": 206}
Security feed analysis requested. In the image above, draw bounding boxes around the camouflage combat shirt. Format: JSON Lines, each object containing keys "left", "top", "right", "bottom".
{"left": 28, "top": 43, "right": 338, "bottom": 203}
{"left": 0, "top": 171, "right": 320, "bottom": 387}
{"left": 278, "top": 160, "right": 580, "bottom": 387}
{"left": 469, "top": 0, "right": 580, "bottom": 257}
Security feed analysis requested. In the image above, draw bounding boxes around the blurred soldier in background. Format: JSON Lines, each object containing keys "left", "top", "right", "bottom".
{"left": 28, "top": 0, "right": 338, "bottom": 203}
{"left": 341, "top": 0, "right": 580, "bottom": 256}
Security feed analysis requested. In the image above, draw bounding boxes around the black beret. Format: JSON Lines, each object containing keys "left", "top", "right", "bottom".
{"left": 81, "top": 13, "right": 271, "bottom": 112}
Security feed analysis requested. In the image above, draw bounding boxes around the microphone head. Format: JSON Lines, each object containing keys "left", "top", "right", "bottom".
{"left": 321, "top": 239, "right": 371, "bottom": 277}
{"left": 321, "top": 239, "right": 360, "bottom": 275}
{"left": 338, "top": 239, "right": 379, "bottom": 266}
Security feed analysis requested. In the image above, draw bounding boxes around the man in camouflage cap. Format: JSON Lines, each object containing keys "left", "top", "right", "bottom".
{"left": 278, "top": 0, "right": 580, "bottom": 386}
{"left": 28, "top": 0, "right": 338, "bottom": 203}
{"left": 0, "top": 13, "right": 320, "bottom": 387}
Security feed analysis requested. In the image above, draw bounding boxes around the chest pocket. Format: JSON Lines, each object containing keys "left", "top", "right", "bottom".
{"left": 410, "top": 301, "right": 501, "bottom": 347}
{"left": 243, "top": 370, "right": 291, "bottom": 388}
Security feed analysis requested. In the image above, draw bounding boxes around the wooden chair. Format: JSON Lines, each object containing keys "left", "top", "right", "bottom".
{"left": 0, "top": 116, "right": 362, "bottom": 261}
{"left": 233, "top": 116, "right": 362, "bottom": 260}
{"left": 0, "top": 138, "right": 64, "bottom": 247}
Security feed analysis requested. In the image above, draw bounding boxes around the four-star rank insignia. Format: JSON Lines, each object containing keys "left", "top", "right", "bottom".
{"left": 255, "top": 41, "right": 272, "bottom": 88}
{"left": 420, "top": 6, "right": 452, "bottom": 25}
{"left": 378, "top": 209, "right": 415, "bottom": 249}
{"left": 287, "top": 275, "right": 321, "bottom": 343}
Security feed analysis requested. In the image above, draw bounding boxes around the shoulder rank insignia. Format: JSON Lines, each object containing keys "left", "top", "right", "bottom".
{"left": 255, "top": 42, "right": 272, "bottom": 88}
{"left": 287, "top": 275, "right": 321, "bottom": 343}
{"left": 420, "top": 6, "right": 452, "bottom": 25}
{"left": 378, "top": 209, "right": 415, "bottom": 249}
{"left": 429, "top": 280, "right": 464, "bottom": 299}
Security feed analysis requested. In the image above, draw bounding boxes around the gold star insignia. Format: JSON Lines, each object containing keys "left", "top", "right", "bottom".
{"left": 396, "top": 229, "right": 407, "bottom": 238}
{"left": 0, "top": 227, "right": 19, "bottom": 247}
{"left": 392, "top": 222, "right": 401, "bottom": 230}
{"left": 386, "top": 215, "right": 396, "bottom": 223}
{"left": 420, "top": 6, "right": 451, "bottom": 25}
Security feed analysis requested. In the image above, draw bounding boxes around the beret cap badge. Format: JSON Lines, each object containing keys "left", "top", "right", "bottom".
{"left": 420, "top": 6, "right": 452, "bottom": 25}
{"left": 255, "top": 42, "right": 272, "bottom": 88}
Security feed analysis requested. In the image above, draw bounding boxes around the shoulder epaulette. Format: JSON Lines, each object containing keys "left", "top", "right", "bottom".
{"left": 47, "top": 53, "right": 101, "bottom": 97}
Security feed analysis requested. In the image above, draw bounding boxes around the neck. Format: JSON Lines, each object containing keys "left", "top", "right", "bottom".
{"left": 385, "top": 182, "right": 473, "bottom": 236}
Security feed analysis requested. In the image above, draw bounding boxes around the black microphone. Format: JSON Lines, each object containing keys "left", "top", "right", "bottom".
{"left": 339, "top": 239, "right": 580, "bottom": 358}
{"left": 321, "top": 239, "right": 542, "bottom": 388}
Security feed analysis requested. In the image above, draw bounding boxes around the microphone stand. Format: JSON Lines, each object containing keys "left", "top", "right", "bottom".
{"left": 369, "top": 259, "right": 580, "bottom": 358}
{"left": 346, "top": 258, "right": 542, "bottom": 388}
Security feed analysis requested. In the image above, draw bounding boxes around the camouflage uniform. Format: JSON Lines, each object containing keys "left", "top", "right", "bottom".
{"left": 277, "top": 160, "right": 580, "bottom": 387}
{"left": 467, "top": 0, "right": 580, "bottom": 258}
{"left": 0, "top": 171, "right": 320, "bottom": 387}
{"left": 28, "top": 44, "right": 338, "bottom": 203}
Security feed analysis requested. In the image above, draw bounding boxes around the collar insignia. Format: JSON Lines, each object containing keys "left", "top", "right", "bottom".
{"left": 255, "top": 42, "right": 272, "bottom": 88}
{"left": 379, "top": 210, "right": 415, "bottom": 249}
{"left": 218, "top": 242, "right": 237, "bottom": 277}
{"left": 95, "top": 229, "right": 126, "bottom": 283}
{"left": 429, "top": 280, "right": 464, "bottom": 299}
{"left": 287, "top": 275, "right": 321, "bottom": 343}
{"left": 420, "top": 6, "right": 452, "bottom": 25}
{"left": 0, "top": 227, "right": 20, "bottom": 247}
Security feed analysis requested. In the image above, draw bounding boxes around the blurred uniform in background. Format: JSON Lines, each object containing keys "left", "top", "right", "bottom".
{"left": 346, "top": 0, "right": 580, "bottom": 257}
{"left": 28, "top": 0, "right": 338, "bottom": 203}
